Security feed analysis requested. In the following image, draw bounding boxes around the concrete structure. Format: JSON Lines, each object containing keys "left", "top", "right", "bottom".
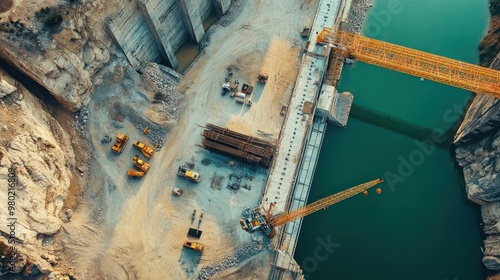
{"left": 106, "top": 0, "right": 231, "bottom": 70}
{"left": 260, "top": 0, "right": 351, "bottom": 278}
{"left": 316, "top": 84, "right": 353, "bottom": 127}
{"left": 178, "top": 0, "right": 205, "bottom": 43}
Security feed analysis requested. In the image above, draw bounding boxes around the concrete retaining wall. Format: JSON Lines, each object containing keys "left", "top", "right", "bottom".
{"left": 107, "top": 0, "right": 226, "bottom": 69}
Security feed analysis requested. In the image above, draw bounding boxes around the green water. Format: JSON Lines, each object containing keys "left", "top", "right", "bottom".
{"left": 294, "top": 0, "right": 490, "bottom": 279}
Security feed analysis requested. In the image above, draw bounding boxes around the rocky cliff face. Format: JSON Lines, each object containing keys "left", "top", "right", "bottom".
{"left": 0, "top": 69, "right": 78, "bottom": 277}
{"left": 0, "top": 0, "right": 117, "bottom": 112}
{"left": 454, "top": 21, "right": 500, "bottom": 272}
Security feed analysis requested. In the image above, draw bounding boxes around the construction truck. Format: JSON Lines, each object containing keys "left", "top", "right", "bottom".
{"left": 111, "top": 133, "right": 129, "bottom": 153}
{"left": 133, "top": 141, "right": 154, "bottom": 158}
{"left": 183, "top": 241, "right": 204, "bottom": 253}
{"left": 240, "top": 178, "right": 384, "bottom": 238}
{"left": 133, "top": 155, "right": 151, "bottom": 172}
{"left": 172, "top": 187, "right": 183, "bottom": 196}
{"left": 257, "top": 72, "right": 269, "bottom": 83}
{"left": 222, "top": 79, "right": 232, "bottom": 95}
{"left": 127, "top": 169, "right": 145, "bottom": 179}
{"left": 177, "top": 166, "right": 201, "bottom": 182}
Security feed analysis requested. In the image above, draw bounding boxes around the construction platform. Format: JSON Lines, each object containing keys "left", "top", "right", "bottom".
{"left": 262, "top": 0, "right": 351, "bottom": 278}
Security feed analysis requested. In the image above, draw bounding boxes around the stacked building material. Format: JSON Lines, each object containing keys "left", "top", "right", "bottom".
{"left": 201, "top": 124, "right": 276, "bottom": 168}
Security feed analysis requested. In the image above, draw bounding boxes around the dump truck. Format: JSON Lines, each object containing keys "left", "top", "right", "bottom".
{"left": 257, "top": 72, "right": 269, "bottom": 83}
{"left": 183, "top": 241, "right": 204, "bottom": 253}
{"left": 133, "top": 141, "right": 155, "bottom": 158}
{"left": 133, "top": 155, "right": 151, "bottom": 172}
{"left": 177, "top": 166, "right": 201, "bottom": 182}
{"left": 111, "top": 133, "right": 129, "bottom": 153}
{"left": 127, "top": 169, "right": 145, "bottom": 179}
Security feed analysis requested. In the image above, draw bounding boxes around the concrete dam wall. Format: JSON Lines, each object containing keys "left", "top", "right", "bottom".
{"left": 106, "top": 0, "right": 231, "bottom": 70}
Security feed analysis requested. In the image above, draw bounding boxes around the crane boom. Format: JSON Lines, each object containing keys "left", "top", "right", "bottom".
{"left": 269, "top": 178, "right": 384, "bottom": 227}
{"left": 317, "top": 27, "right": 500, "bottom": 99}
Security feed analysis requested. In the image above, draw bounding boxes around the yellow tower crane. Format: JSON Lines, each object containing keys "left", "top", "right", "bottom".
{"left": 240, "top": 178, "right": 384, "bottom": 238}
{"left": 316, "top": 27, "right": 500, "bottom": 99}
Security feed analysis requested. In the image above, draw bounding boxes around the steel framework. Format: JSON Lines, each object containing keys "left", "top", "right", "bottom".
{"left": 269, "top": 178, "right": 384, "bottom": 227}
{"left": 317, "top": 27, "right": 500, "bottom": 98}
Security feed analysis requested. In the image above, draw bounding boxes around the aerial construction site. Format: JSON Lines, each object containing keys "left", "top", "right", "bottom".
{"left": 1, "top": 0, "right": 500, "bottom": 279}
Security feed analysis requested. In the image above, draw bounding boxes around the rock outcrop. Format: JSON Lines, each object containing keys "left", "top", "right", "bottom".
{"left": 454, "top": 39, "right": 500, "bottom": 273}
{"left": 0, "top": 69, "right": 76, "bottom": 276}
{"left": 0, "top": 0, "right": 115, "bottom": 111}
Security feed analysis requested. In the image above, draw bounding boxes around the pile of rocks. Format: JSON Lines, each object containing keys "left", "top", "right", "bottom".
{"left": 74, "top": 107, "right": 90, "bottom": 135}
{"left": 344, "top": 0, "right": 373, "bottom": 34}
{"left": 139, "top": 62, "right": 183, "bottom": 121}
{"left": 197, "top": 241, "right": 262, "bottom": 280}
{"left": 129, "top": 114, "right": 167, "bottom": 147}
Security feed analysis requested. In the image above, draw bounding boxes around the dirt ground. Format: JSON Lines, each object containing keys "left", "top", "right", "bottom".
{"left": 58, "top": 0, "right": 321, "bottom": 279}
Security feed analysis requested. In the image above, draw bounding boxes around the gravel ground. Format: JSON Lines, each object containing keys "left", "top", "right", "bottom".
{"left": 197, "top": 240, "right": 263, "bottom": 280}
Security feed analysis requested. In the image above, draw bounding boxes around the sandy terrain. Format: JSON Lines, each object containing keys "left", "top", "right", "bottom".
{"left": 56, "top": 0, "right": 320, "bottom": 279}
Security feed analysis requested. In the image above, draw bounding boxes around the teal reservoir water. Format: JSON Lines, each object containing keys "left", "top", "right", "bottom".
{"left": 294, "top": 0, "right": 490, "bottom": 279}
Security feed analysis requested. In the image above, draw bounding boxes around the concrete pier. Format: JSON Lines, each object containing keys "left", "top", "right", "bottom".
{"left": 178, "top": 0, "right": 205, "bottom": 43}
{"left": 261, "top": 0, "right": 352, "bottom": 278}
{"left": 138, "top": 0, "right": 179, "bottom": 69}
{"left": 107, "top": 0, "right": 222, "bottom": 69}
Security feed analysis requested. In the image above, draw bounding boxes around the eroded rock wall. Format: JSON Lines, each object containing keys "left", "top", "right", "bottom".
{"left": 454, "top": 44, "right": 500, "bottom": 272}
{"left": 0, "top": 69, "right": 76, "bottom": 276}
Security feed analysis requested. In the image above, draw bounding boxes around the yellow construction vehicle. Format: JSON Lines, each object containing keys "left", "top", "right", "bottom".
{"left": 111, "top": 133, "right": 129, "bottom": 153}
{"left": 183, "top": 241, "right": 204, "bottom": 253}
{"left": 177, "top": 166, "right": 201, "bottom": 183}
{"left": 240, "top": 178, "right": 384, "bottom": 238}
{"left": 133, "top": 155, "right": 151, "bottom": 172}
{"left": 133, "top": 141, "right": 155, "bottom": 158}
{"left": 127, "top": 169, "right": 145, "bottom": 179}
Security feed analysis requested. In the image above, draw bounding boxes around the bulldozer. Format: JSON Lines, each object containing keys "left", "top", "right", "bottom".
{"left": 111, "top": 133, "right": 129, "bottom": 153}
{"left": 127, "top": 169, "right": 145, "bottom": 179}
{"left": 133, "top": 141, "right": 155, "bottom": 158}
{"left": 133, "top": 155, "right": 151, "bottom": 172}
{"left": 177, "top": 166, "right": 201, "bottom": 183}
{"left": 183, "top": 241, "right": 204, "bottom": 253}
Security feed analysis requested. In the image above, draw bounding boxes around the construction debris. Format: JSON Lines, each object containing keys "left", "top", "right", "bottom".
{"left": 211, "top": 173, "right": 224, "bottom": 190}
{"left": 201, "top": 124, "right": 276, "bottom": 168}
{"left": 197, "top": 241, "right": 263, "bottom": 280}
{"left": 228, "top": 174, "right": 242, "bottom": 190}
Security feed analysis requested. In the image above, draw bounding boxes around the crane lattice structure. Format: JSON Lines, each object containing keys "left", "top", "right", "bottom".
{"left": 317, "top": 27, "right": 500, "bottom": 99}
{"left": 269, "top": 178, "right": 384, "bottom": 227}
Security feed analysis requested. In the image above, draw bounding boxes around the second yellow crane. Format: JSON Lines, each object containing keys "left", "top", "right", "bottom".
{"left": 240, "top": 178, "right": 384, "bottom": 238}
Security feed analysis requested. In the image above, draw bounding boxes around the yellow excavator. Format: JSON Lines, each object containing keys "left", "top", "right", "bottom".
{"left": 240, "top": 178, "right": 384, "bottom": 238}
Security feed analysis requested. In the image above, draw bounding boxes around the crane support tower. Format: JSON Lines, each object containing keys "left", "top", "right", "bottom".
{"left": 316, "top": 27, "right": 500, "bottom": 99}
{"left": 240, "top": 178, "right": 384, "bottom": 238}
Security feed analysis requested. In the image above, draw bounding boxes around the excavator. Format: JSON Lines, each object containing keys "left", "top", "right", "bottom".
{"left": 133, "top": 141, "right": 155, "bottom": 158}
{"left": 240, "top": 178, "right": 384, "bottom": 238}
